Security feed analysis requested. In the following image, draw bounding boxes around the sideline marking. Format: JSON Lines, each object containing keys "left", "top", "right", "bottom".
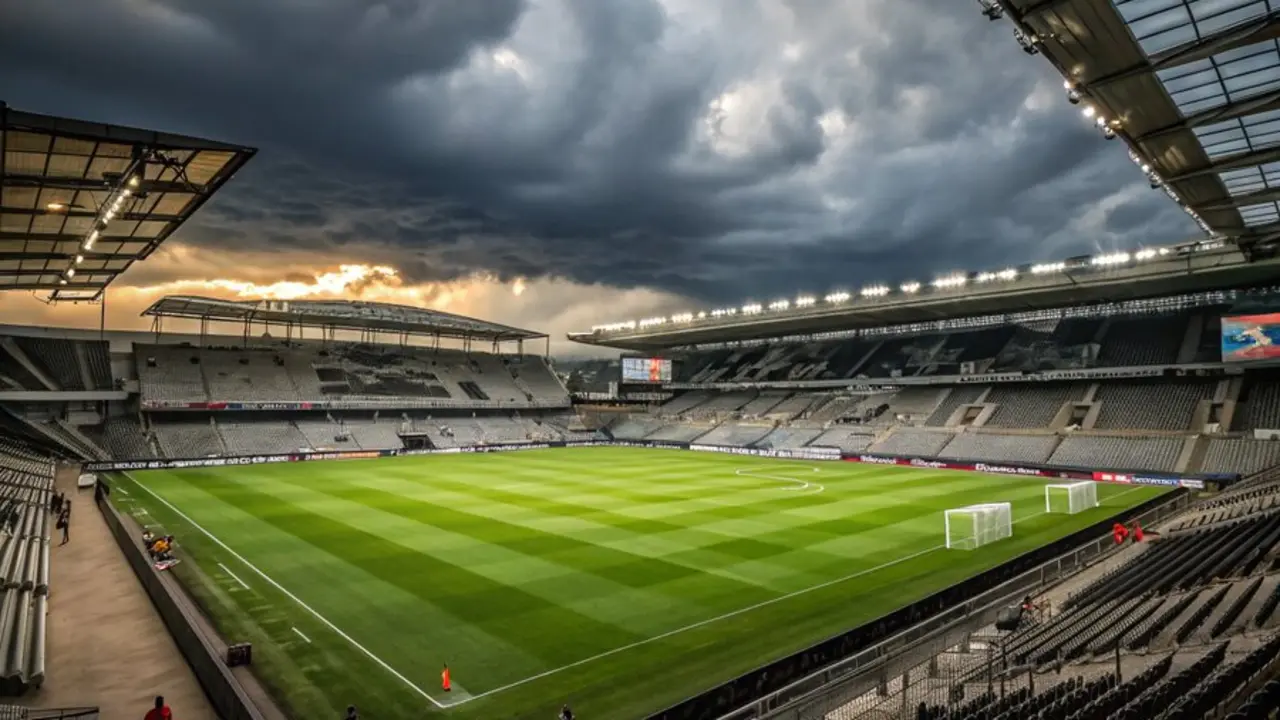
{"left": 218, "top": 562, "right": 251, "bottom": 591}
{"left": 446, "top": 484, "right": 1151, "bottom": 706}
{"left": 122, "top": 473, "right": 447, "bottom": 709}
{"left": 115, "top": 487, "right": 130, "bottom": 496}
{"left": 292, "top": 626, "right": 312, "bottom": 644}
{"left": 121, "top": 471, "right": 1151, "bottom": 709}
{"left": 735, "top": 465, "right": 825, "bottom": 494}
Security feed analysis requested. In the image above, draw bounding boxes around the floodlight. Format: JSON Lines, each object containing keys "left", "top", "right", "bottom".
{"left": 860, "top": 285, "right": 889, "bottom": 297}
{"left": 46, "top": 202, "right": 66, "bottom": 211}
{"left": 1081, "top": 105, "right": 1096, "bottom": 119}
{"left": 1103, "top": 127, "right": 1116, "bottom": 140}
{"left": 795, "top": 296, "right": 816, "bottom": 307}
{"left": 825, "top": 292, "right": 851, "bottom": 304}
{"left": 58, "top": 279, "right": 68, "bottom": 286}
{"left": 932, "top": 274, "right": 967, "bottom": 289}
{"left": 1094, "top": 116, "right": 1107, "bottom": 127}
{"left": 74, "top": 255, "right": 84, "bottom": 265}
{"left": 997, "top": 268, "right": 1017, "bottom": 280}
{"left": 65, "top": 268, "right": 76, "bottom": 279}
{"left": 128, "top": 175, "right": 140, "bottom": 188}
{"left": 1031, "top": 262, "right": 1065, "bottom": 274}
{"left": 1134, "top": 248, "right": 1157, "bottom": 260}
{"left": 900, "top": 281, "right": 921, "bottom": 293}
{"left": 768, "top": 299, "right": 790, "bottom": 311}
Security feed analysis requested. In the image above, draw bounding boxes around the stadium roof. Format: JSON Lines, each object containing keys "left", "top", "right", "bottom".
{"left": 0, "top": 102, "right": 256, "bottom": 301}
{"left": 570, "top": 239, "right": 1280, "bottom": 350}
{"left": 143, "top": 296, "right": 547, "bottom": 343}
{"left": 997, "top": 0, "right": 1280, "bottom": 248}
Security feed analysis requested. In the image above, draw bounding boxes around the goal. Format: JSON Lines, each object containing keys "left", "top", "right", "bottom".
{"left": 1045, "top": 482, "right": 1098, "bottom": 515}
{"left": 944, "top": 502, "right": 1013, "bottom": 550}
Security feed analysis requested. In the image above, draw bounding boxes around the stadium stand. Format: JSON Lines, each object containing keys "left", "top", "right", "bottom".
{"left": 925, "top": 386, "right": 988, "bottom": 427}
{"left": 0, "top": 443, "right": 52, "bottom": 695}
{"left": 868, "top": 428, "right": 953, "bottom": 457}
{"left": 1092, "top": 380, "right": 1213, "bottom": 431}
{"left": 937, "top": 432, "right": 1060, "bottom": 464}
{"left": 983, "top": 383, "right": 1084, "bottom": 428}
{"left": 1048, "top": 435, "right": 1185, "bottom": 473}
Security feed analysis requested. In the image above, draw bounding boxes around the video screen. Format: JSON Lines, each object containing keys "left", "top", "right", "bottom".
{"left": 1221, "top": 313, "right": 1280, "bottom": 362}
{"left": 621, "top": 357, "right": 672, "bottom": 383}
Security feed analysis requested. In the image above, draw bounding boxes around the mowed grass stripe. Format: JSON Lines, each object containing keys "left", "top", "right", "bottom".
{"left": 123, "top": 450, "right": 1170, "bottom": 720}
{"left": 241, "top": 472, "right": 758, "bottom": 630}
{"left": 165, "top": 469, "right": 649, "bottom": 665}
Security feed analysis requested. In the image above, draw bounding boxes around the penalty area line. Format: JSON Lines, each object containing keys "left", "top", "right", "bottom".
{"left": 120, "top": 473, "right": 447, "bottom": 710}
{"left": 292, "top": 626, "right": 312, "bottom": 644}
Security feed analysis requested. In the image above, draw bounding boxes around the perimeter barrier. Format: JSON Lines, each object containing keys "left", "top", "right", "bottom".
{"left": 82, "top": 438, "right": 1227, "bottom": 720}
{"left": 92, "top": 483, "right": 265, "bottom": 720}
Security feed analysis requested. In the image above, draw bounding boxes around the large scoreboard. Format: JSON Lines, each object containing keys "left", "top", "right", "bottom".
{"left": 621, "top": 357, "right": 672, "bottom": 384}
{"left": 1222, "top": 312, "right": 1280, "bottom": 362}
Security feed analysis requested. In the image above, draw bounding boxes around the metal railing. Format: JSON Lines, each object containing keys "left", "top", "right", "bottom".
{"left": 713, "top": 491, "right": 1190, "bottom": 720}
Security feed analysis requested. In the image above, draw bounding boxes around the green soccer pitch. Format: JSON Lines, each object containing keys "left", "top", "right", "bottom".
{"left": 106, "top": 447, "right": 1167, "bottom": 720}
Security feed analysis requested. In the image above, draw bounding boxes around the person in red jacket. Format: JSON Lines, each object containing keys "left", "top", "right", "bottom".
{"left": 1132, "top": 521, "right": 1145, "bottom": 543}
{"left": 144, "top": 696, "right": 172, "bottom": 720}
{"left": 1112, "top": 522, "right": 1128, "bottom": 545}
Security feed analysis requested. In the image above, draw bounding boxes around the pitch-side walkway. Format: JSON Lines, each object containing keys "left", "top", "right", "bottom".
{"left": 17, "top": 466, "right": 216, "bottom": 719}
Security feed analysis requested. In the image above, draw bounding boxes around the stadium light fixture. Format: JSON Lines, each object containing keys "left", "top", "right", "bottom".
{"left": 1134, "top": 248, "right": 1158, "bottom": 260}
{"left": 900, "top": 281, "right": 921, "bottom": 293}
{"left": 671, "top": 312, "right": 694, "bottom": 323}
{"left": 860, "top": 285, "right": 889, "bottom": 297}
{"left": 1081, "top": 105, "right": 1096, "bottom": 119}
{"left": 795, "top": 296, "right": 816, "bottom": 308}
{"left": 768, "top": 299, "right": 791, "bottom": 311}
{"left": 128, "top": 175, "right": 140, "bottom": 188}
{"left": 1030, "top": 262, "right": 1065, "bottom": 274}
{"left": 1090, "top": 252, "right": 1130, "bottom": 266}
{"left": 932, "top": 274, "right": 967, "bottom": 289}
{"left": 824, "top": 292, "right": 851, "bottom": 304}
{"left": 65, "top": 268, "right": 75, "bottom": 279}
{"left": 74, "top": 255, "right": 84, "bottom": 265}
{"left": 1102, "top": 126, "right": 1116, "bottom": 140}
{"left": 742, "top": 303, "right": 763, "bottom": 314}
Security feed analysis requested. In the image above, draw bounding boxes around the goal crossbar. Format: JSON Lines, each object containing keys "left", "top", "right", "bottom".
{"left": 944, "top": 502, "right": 1012, "bottom": 550}
{"left": 1044, "top": 481, "right": 1098, "bottom": 514}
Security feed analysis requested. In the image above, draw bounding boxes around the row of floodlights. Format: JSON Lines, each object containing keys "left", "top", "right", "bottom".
{"left": 981, "top": 1, "right": 1213, "bottom": 238}
{"left": 1067, "top": 79, "right": 1210, "bottom": 234}
{"left": 51, "top": 174, "right": 141, "bottom": 286}
{"left": 590, "top": 247, "right": 1176, "bottom": 333}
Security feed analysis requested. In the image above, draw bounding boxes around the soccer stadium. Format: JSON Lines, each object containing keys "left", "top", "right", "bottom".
{"left": 9, "top": 2, "right": 1280, "bottom": 720}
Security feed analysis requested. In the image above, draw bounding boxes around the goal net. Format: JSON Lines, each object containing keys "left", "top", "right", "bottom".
{"left": 1045, "top": 482, "right": 1098, "bottom": 515}
{"left": 945, "top": 502, "right": 1013, "bottom": 550}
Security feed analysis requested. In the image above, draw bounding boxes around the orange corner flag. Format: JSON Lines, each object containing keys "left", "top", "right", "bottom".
{"left": 442, "top": 664, "right": 452, "bottom": 692}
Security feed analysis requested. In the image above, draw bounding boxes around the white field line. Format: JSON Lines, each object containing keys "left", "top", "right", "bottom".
{"left": 122, "top": 473, "right": 447, "bottom": 710}
{"left": 292, "top": 626, "right": 312, "bottom": 644}
{"left": 122, "top": 470, "right": 1151, "bottom": 709}
{"left": 735, "top": 465, "right": 825, "bottom": 494}
{"left": 115, "top": 487, "right": 130, "bottom": 496}
{"left": 218, "top": 562, "right": 251, "bottom": 591}
{"left": 445, "top": 483, "right": 1151, "bottom": 706}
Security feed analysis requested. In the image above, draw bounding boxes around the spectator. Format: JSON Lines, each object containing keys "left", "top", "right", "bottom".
{"left": 144, "top": 695, "right": 172, "bottom": 720}
{"left": 345, "top": 705, "right": 359, "bottom": 720}
{"left": 142, "top": 529, "right": 156, "bottom": 550}
{"left": 56, "top": 509, "right": 69, "bottom": 546}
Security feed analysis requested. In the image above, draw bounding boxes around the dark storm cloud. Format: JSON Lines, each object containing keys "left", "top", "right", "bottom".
{"left": 0, "top": 0, "right": 1198, "bottom": 305}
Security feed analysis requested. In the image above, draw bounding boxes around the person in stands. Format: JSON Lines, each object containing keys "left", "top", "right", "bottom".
{"left": 1131, "top": 521, "right": 1145, "bottom": 543}
{"left": 142, "top": 529, "right": 156, "bottom": 550}
{"left": 144, "top": 695, "right": 172, "bottom": 720}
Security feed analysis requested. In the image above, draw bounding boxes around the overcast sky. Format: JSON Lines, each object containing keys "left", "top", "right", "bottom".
{"left": 0, "top": 0, "right": 1197, "bottom": 354}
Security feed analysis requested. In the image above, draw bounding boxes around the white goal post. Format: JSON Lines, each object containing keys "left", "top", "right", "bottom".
{"left": 944, "top": 502, "right": 1013, "bottom": 550}
{"left": 1044, "top": 482, "right": 1099, "bottom": 515}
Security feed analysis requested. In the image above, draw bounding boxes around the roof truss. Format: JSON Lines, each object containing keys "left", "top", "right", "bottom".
{"left": 0, "top": 102, "right": 256, "bottom": 301}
